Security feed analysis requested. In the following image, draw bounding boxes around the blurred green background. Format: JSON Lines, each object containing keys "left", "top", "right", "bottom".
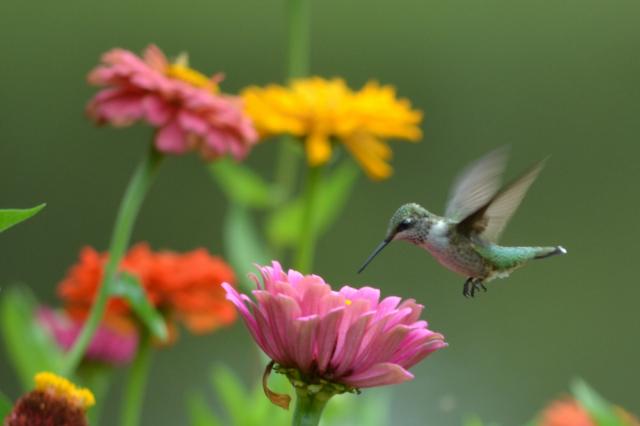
{"left": 1, "top": 0, "right": 639, "bottom": 424}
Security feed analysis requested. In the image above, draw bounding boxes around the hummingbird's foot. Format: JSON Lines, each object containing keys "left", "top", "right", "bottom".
{"left": 463, "top": 278, "right": 486, "bottom": 298}
{"left": 463, "top": 278, "right": 474, "bottom": 297}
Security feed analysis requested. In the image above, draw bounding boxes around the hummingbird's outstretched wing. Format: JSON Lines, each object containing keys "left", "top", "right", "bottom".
{"left": 444, "top": 147, "right": 508, "bottom": 221}
{"left": 456, "top": 159, "right": 546, "bottom": 242}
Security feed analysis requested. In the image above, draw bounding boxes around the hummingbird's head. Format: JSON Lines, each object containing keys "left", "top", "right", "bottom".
{"left": 358, "top": 203, "right": 429, "bottom": 273}
{"left": 386, "top": 203, "right": 429, "bottom": 243}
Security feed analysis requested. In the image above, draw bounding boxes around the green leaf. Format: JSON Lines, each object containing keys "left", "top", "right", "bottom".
{"left": 322, "top": 388, "right": 391, "bottom": 426}
{"left": 0, "top": 286, "right": 64, "bottom": 389}
{"left": 187, "top": 392, "right": 223, "bottom": 426}
{"left": 571, "top": 379, "right": 625, "bottom": 426}
{"left": 111, "top": 273, "right": 168, "bottom": 341}
{"left": 223, "top": 203, "right": 271, "bottom": 292}
{"left": 0, "top": 203, "right": 45, "bottom": 233}
{"left": 210, "top": 365, "right": 250, "bottom": 425}
{"left": 0, "top": 391, "right": 12, "bottom": 420}
{"left": 266, "top": 162, "right": 358, "bottom": 248}
{"left": 197, "top": 363, "right": 289, "bottom": 426}
{"left": 209, "top": 159, "right": 276, "bottom": 208}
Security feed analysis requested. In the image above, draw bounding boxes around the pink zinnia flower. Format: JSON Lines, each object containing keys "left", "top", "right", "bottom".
{"left": 37, "top": 307, "right": 138, "bottom": 365}
{"left": 223, "top": 262, "right": 446, "bottom": 394}
{"left": 87, "top": 45, "right": 258, "bottom": 160}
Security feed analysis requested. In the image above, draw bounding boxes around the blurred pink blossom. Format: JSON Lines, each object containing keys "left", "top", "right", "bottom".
{"left": 86, "top": 45, "right": 257, "bottom": 160}
{"left": 223, "top": 262, "right": 446, "bottom": 389}
{"left": 37, "top": 307, "right": 138, "bottom": 365}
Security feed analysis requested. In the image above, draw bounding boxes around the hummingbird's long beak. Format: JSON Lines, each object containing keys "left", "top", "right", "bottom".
{"left": 357, "top": 237, "right": 391, "bottom": 274}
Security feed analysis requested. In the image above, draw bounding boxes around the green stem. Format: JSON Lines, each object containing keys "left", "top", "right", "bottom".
{"left": 120, "top": 332, "right": 153, "bottom": 426}
{"left": 272, "top": 0, "right": 311, "bottom": 202}
{"left": 294, "top": 165, "right": 321, "bottom": 273}
{"left": 291, "top": 387, "right": 331, "bottom": 426}
{"left": 286, "top": 0, "right": 310, "bottom": 79}
{"left": 62, "top": 146, "right": 162, "bottom": 375}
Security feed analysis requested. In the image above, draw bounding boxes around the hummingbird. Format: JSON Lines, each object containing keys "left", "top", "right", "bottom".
{"left": 357, "top": 148, "right": 566, "bottom": 297}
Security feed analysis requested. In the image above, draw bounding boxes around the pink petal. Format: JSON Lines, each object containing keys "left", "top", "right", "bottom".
{"left": 355, "top": 324, "right": 412, "bottom": 372}
{"left": 223, "top": 284, "right": 259, "bottom": 341}
{"left": 339, "top": 286, "right": 380, "bottom": 307}
{"left": 253, "top": 302, "right": 288, "bottom": 363}
{"left": 332, "top": 312, "right": 374, "bottom": 376}
{"left": 342, "top": 362, "right": 414, "bottom": 388}
{"left": 298, "top": 277, "right": 331, "bottom": 316}
{"left": 315, "top": 308, "right": 345, "bottom": 373}
{"left": 155, "top": 119, "right": 188, "bottom": 154}
{"left": 397, "top": 299, "right": 423, "bottom": 324}
{"left": 143, "top": 95, "right": 173, "bottom": 125}
{"left": 143, "top": 44, "right": 168, "bottom": 71}
{"left": 292, "top": 315, "right": 319, "bottom": 373}
{"left": 88, "top": 90, "right": 146, "bottom": 126}
{"left": 375, "top": 296, "right": 402, "bottom": 319}
{"left": 178, "top": 110, "right": 209, "bottom": 134}
{"left": 392, "top": 332, "right": 447, "bottom": 368}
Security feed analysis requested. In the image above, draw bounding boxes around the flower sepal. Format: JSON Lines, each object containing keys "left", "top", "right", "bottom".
{"left": 282, "top": 366, "right": 350, "bottom": 426}
{"left": 274, "top": 364, "right": 360, "bottom": 398}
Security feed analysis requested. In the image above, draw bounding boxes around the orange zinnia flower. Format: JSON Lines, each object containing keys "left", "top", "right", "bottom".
{"left": 540, "top": 398, "right": 595, "bottom": 426}
{"left": 540, "top": 398, "right": 640, "bottom": 426}
{"left": 57, "top": 243, "right": 237, "bottom": 337}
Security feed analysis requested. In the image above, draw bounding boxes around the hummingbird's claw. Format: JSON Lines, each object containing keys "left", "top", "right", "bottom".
{"left": 463, "top": 278, "right": 473, "bottom": 298}
{"left": 462, "top": 278, "right": 486, "bottom": 298}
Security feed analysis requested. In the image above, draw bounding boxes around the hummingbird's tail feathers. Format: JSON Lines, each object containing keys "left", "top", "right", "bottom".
{"left": 534, "top": 246, "right": 567, "bottom": 260}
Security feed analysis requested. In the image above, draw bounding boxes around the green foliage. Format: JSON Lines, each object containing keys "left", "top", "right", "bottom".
{"left": 77, "top": 362, "right": 113, "bottom": 426}
{"left": 186, "top": 364, "right": 289, "bottom": 426}
{"left": 223, "top": 203, "right": 271, "bottom": 291}
{"left": 209, "top": 159, "right": 277, "bottom": 209}
{"left": 0, "top": 203, "right": 45, "bottom": 233}
{"left": 266, "top": 162, "right": 358, "bottom": 248}
{"left": 322, "top": 388, "right": 391, "bottom": 426}
{"left": 0, "top": 286, "right": 64, "bottom": 389}
{"left": 187, "top": 392, "right": 223, "bottom": 426}
{"left": 0, "top": 391, "right": 12, "bottom": 420}
{"left": 111, "top": 273, "right": 168, "bottom": 341}
{"left": 187, "top": 363, "right": 392, "bottom": 426}
{"left": 571, "top": 379, "right": 627, "bottom": 426}
{"left": 463, "top": 417, "right": 501, "bottom": 426}
{"left": 210, "top": 365, "right": 251, "bottom": 425}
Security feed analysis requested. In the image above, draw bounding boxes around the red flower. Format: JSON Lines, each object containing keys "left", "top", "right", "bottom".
{"left": 58, "top": 243, "right": 237, "bottom": 338}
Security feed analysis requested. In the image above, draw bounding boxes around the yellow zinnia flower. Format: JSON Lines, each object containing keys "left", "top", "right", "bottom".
{"left": 242, "top": 77, "right": 422, "bottom": 180}
{"left": 4, "top": 372, "right": 95, "bottom": 426}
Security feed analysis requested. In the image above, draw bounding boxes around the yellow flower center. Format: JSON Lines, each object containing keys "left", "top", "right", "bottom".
{"left": 166, "top": 58, "right": 218, "bottom": 93}
{"left": 345, "top": 299, "right": 352, "bottom": 306}
{"left": 34, "top": 372, "right": 96, "bottom": 410}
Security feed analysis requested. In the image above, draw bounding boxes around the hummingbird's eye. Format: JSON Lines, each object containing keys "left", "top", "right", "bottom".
{"left": 396, "top": 218, "right": 413, "bottom": 232}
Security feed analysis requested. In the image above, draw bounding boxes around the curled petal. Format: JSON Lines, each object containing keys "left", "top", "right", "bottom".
{"left": 263, "top": 361, "right": 291, "bottom": 410}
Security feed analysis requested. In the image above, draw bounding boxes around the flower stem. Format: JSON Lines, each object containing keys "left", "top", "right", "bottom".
{"left": 294, "top": 165, "right": 321, "bottom": 273}
{"left": 62, "top": 146, "right": 162, "bottom": 376}
{"left": 291, "top": 387, "right": 331, "bottom": 426}
{"left": 273, "top": 0, "right": 311, "bottom": 201}
{"left": 286, "top": 0, "right": 310, "bottom": 79}
{"left": 120, "top": 331, "right": 153, "bottom": 426}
